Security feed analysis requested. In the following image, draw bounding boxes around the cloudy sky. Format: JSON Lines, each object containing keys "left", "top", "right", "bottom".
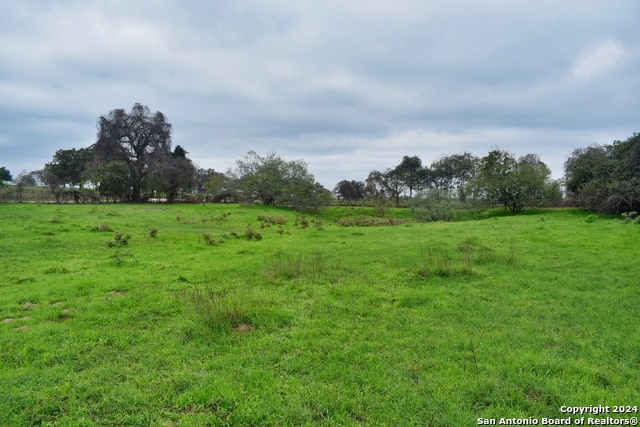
{"left": 1, "top": 0, "right": 639, "bottom": 188}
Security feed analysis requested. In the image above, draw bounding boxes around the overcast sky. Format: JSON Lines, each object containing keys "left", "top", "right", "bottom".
{"left": 1, "top": 0, "right": 639, "bottom": 188}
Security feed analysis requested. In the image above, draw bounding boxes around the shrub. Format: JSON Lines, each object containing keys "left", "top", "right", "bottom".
{"left": 245, "top": 224, "right": 255, "bottom": 240}
{"left": 149, "top": 227, "right": 158, "bottom": 238}
{"left": 584, "top": 214, "right": 598, "bottom": 223}
{"left": 622, "top": 211, "right": 638, "bottom": 224}
{"left": 410, "top": 189, "right": 460, "bottom": 222}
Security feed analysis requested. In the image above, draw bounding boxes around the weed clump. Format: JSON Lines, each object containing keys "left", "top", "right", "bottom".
{"left": 203, "top": 232, "right": 217, "bottom": 246}
{"left": 110, "top": 251, "right": 137, "bottom": 267}
{"left": 338, "top": 216, "right": 406, "bottom": 227}
{"left": 92, "top": 222, "right": 112, "bottom": 232}
{"left": 149, "top": 227, "right": 158, "bottom": 238}
{"left": 245, "top": 224, "right": 262, "bottom": 241}
{"left": 257, "top": 214, "right": 288, "bottom": 226}
{"left": 107, "top": 231, "right": 131, "bottom": 247}
{"left": 621, "top": 211, "right": 639, "bottom": 224}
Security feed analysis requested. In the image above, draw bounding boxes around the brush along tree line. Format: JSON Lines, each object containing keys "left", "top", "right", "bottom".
{"left": 2, "top": 103, "right": 639, "bottom": 214}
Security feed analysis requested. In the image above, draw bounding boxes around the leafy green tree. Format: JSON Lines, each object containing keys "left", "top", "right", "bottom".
{"left": 365, "top": 168, "right": 406, "bottom": 207}
{"left": 43, "top": 148, "right": 92, "bottom": 188}
{"left": 204, "top": 170, "right": 235, "bottom": 202}
{"left": 333, "top": 180, "right": 366, "bottom": 204}
{"left": 566, "top": 133, "right": 640, "bottom": 213}
{"left": 146, "top": 146, "right": 196, "bottom": 203}
{"left": 430, "top": 152, "right": 479, "bottom": 202}
{"left": 93, "top": 103, "right": 172, "bottom": 202}
{"left": 232, "top": 151, "right": 324, "bottom": 210}
{"left": 474, "top": 149, "right": 553, "bottom": 213}
{"left": 0, "top": 167, "right": 12, "bottom": 183}
{"left": 1, "top": 167, "right": 13, "bottom": 185}
{"left": 396, "top": 155, "right": 425, "bottom": 198}
{"left": 94, "top": 161, "right": 132, "bottom": 202}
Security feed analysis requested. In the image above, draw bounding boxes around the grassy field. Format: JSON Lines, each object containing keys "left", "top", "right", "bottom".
{"left": 0, "top": 203, "right": 638, "bottom": 426}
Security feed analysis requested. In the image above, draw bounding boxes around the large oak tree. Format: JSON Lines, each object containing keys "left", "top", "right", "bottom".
{"left": 93, "top": 103, "right": 173, "bottom": 202}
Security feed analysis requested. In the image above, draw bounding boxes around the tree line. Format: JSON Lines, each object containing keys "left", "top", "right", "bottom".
{"left": 1, "top": 103, "right": 638, "bottom": 215}
{"left": 334, "top": 150, "right": 562, "bottom": 214}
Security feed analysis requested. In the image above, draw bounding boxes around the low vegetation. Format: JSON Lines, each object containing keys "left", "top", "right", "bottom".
{"left": 0, "top": 204, "right": 637, "bottom": 426}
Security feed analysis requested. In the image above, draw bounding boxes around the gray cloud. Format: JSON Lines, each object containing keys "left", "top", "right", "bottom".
{"left": 1, "top": 0, "right": 639, "bottom": 187}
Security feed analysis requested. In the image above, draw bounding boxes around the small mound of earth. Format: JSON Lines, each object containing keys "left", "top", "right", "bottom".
{"left": 2, "top": 318, "right": 15, "bottom": 323}
{"left": 233, "top": 324, "right": 254, "bottom": 333}
{"left": 23, "top": 302, "right": 38, "bottom": 309}
{"left": 51, "top": 302, "right": 65, "bottom": 307}
{"left": 109, "top": 291, "right": 127, "bottom": 296}
{"left": 14, "top": 325, "right": 30, "bottom": 331}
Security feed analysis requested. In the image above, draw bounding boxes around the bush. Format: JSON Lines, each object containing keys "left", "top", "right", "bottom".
{"left": 245, "top": 224, "right": 255, "bottom": 240}
{"left": 584, "top": 214, "right": 598, "bottom": 223}
{"left": 622, "top": 211, "right": 638, "bottom": 224}
{"left": 410, "top": 190, "right": 460, "bottom": 222}
{"left": 149, "top": 227, "right": 158, "bottom": 238}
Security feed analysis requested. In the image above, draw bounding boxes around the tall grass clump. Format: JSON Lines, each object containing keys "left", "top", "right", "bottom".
{"left": 266, "top": 251, "right": 327, "bottom": 282}
{"left": 182, "top": 286, "right": 251, "bottom": 332}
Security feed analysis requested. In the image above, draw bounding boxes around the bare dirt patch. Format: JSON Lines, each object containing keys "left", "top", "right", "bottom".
{"left": 233, "top": 324, "right": 254, "bottom": 333}
{"left": 22, "top": 302, "right": 39, "bottom": 309}
{"left": 2, "top": 318, "right": 15, "bottom": 323}
{"left": 14, "top": 325, "right": 30, "bottom": 331}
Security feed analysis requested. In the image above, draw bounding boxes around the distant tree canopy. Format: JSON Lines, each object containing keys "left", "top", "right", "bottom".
{"left": 40, "top": 148, "right": 92, "bottom": 189}
{"left": 29, "top": 104, "right": 198, "bottom": 204}
{"left": 0, "top": 167, "right": 12, "bottom": 185}
{"left": 472, "top": 149, "right": 555, "bottom": 213}
{"left": 333, "top": 180, "right": 366, "bottom": 204}
{"left": 565, "top": 132, "right": 640, "bottom": 213}
{"left": 231, "top": 151, "right": 329, "bottom": 210}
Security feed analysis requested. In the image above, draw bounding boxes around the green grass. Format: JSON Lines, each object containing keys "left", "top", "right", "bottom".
{"left": 0, "top": 204, "right": 638, "bottom": 426}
